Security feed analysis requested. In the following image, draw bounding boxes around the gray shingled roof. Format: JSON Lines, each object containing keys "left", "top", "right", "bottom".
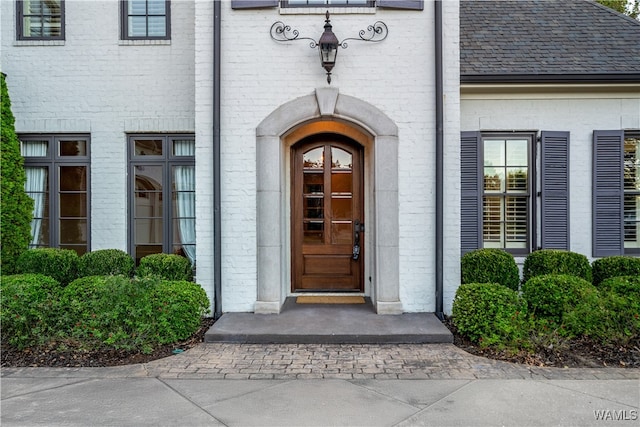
{"left": 460, "top": 0, "right": 640, "bottom": 83}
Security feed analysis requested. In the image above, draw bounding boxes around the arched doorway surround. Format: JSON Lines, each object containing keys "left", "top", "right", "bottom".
{"left": 255, "top": 88, "right": 402, "bottom": 314}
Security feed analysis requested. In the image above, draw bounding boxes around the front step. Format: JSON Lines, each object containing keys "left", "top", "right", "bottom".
{"left": 204, "top": 298, "right": 453, "bottom": 344}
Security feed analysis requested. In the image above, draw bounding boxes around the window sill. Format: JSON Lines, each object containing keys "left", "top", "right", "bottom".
{"left": 14, "top": 40, "right": 65, "bottom": 46}
{"left": 280, "top": 7, "right": 376, "bottom": 14}
{"left": 119, "top": 39, "right": 171, "bottom": 46}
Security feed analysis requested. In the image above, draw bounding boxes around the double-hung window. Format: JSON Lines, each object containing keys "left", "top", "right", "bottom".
{"left": 481, "top": 135, "right": 532, "bottom": 253}
{"left": 121, "top": 0, "right": 170, "bottom": 40}
{"left": 20, "top": 135, "right": 90, "bottom": 255}
{"left": 594, "top": 130, "right": 640, "bottom": 256}
{"left": 230, "top": 0, "right": 423, "bottom": 10}
{"left": 129, "top": 135, "right": 195, "bottom": 265}
{"left": 461, "top": 131, "right": 570, "bottom": 255}
{"left": 17, "top": 0, "right": 65, "bottom": 40}
{"left": 281, "top": 1, "right": 375, "bottom": 7}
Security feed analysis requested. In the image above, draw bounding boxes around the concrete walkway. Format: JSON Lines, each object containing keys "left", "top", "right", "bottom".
{"left": 2, "top": 343, "right": 639, "bottom": 426}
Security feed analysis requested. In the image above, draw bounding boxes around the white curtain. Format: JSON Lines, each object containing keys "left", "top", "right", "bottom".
{"left": 21, "top": 141, "right": 48, "bottom": 246}
{"left": 173, "top": 139, "right": 196, "bottom": 264}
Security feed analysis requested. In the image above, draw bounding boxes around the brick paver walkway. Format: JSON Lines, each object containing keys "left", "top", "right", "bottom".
{"left": 142, "top": 343, "right": 639, "bottom": 380}
{"left": 3, "top": 343, "right": 638, "bottom": 381}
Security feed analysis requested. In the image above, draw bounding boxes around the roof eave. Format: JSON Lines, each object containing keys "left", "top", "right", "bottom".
{"left": 461, "top": 73, "right": 640, "bottom": 84}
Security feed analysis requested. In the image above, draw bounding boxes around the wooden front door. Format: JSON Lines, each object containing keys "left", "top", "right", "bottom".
{"left": 292, "top": 134, "right": 364, "bottom": 292}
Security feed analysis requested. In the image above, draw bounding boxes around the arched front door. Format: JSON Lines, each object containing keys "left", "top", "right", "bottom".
{"left": 291, "top": 134, "right": 364, "bottom": 292}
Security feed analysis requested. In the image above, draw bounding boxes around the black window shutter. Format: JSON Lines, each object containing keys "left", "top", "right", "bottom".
{"left": 593, "top": 130, "right": 624, "bottom": 257}
{"left": 231, "top": 0, "right": 278, "bottom": 9}
{"left": 377, "top": 0, "right": 424, "bottom": 10}
{"left": 460, "top": 131, "right": 482, "bottom": 254}
{"left": 540, "top": 131, "right": 570, "bottom": 250}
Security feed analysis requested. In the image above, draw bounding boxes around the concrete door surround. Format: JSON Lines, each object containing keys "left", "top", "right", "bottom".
{"left": 255, "top": 88, "right": 402, "bottom": 315}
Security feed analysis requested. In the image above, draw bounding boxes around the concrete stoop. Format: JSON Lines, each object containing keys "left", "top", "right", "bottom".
{"left": 204, "top": 298, "right": 453, "bottom": 344}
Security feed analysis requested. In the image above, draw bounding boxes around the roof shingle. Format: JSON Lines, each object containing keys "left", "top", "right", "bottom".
{"left": 460, "top": 0, "right": 640, "bottom": 82}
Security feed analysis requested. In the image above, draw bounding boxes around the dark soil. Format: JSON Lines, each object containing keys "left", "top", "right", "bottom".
{"left": 2, "top": 317, "right": 638, "bottom": 368}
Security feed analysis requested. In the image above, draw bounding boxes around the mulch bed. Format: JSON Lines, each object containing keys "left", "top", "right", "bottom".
{"left": 2, "top": 317, "right": 638, "bottom": 369}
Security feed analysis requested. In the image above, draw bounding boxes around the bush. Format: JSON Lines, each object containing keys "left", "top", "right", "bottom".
{"left": 150, "top": 280, "right": 210, "bottom": 344}
{"left": 16, "top": 248, "right": 79, "bottom": 286}
{"left": 461, "top": 248, "right": 520, "bottom": 291}
{"left": 137, "top": 253, "right": 193, "bottom": 281}
{"left": 61, "top": 275, "right": 209, "bottom": 353}
{"left": 0, "top": 274, "right": 61, "bottom": 349}
{"left": 592, "top": 256, "right": 640, "bottom": 286}
{"left": 564, "top": 276, "right": 640, "bottom": 345}
{"left": 521, "top": 274, "right": 596, "bottom": 323}
{"left": 0, "top": 73, "right": 33, "bottom": 275}
{"left": 452, "top": 282, "right": 528, "bottom": 347}
{"left": 522, "top": 250, "right": 592, "bottom": 283}
{"left": 78, "top": 249, "right": 135, "bottom": 278}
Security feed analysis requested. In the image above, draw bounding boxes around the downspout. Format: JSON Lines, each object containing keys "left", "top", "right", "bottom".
{"left": 213, "top": 0, "right": 223, "bottom": 320}
{"left": 435, "top": 0, "right": 444, "bottom": 321}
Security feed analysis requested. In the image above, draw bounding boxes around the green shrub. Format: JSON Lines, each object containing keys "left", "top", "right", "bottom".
{"left": 522, "top": 274, "right": 596, "bottom": 323}
{"left": 461, "top": 248, "right": 520, "bottom": 291}
{"left": 16, "top": 248, "right": 79, "bottom": 286}
{"left": 61, "top": 275, "right": 155, "bottom": 352}
{"left": 452, "top": 282, "right": 528, "bottom": 347}
{"left": 564, "top": 276, "right": 640, "bottom": 345}
{"left": 522, "top": 250, "right": 592, "bottom": 283}
{"left": 0, "top": 73, "right": 33, "bottom": 275}
{"left": 592, "top": 256, "right": 640, "bottom": 286}
{"left": 150, "top": 280, "right": 210, "bottom": 344}
{"left": 0, "top": 274, "right": 61, "bottom": 349}
{"left": 78, "top": 249, "right": 135, "bottom": 278}
{"left": 137, "top": 253, "right": 193, "bottom": 281}
{"left": 61, "top": 275, "right": 208, "bottom": 353}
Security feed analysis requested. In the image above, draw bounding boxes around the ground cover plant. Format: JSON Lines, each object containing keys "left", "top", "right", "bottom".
{"left": 1, "top": 249, "right": 210, "bottom": 366}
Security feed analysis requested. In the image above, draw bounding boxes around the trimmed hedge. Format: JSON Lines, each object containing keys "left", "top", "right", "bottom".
{"left": 592, "top": 256, "right": 640, "bottom": 286}
{"left": 452, "top": 282, "right": 527, "bottom": 347}
{"left": 0, "top": 274, "right": 61, "bottom": 349}
{"left": 522, "top": 250, "right": 592, "bottom": 284}
{"left": 78, "top": 249, "right": 135, "bottom": 278}
{"left": 16, "top": 248, "right": 79, "bottom": 286}
{"left": 461, "top": 248, "right": 520, "bottom": 291}
{"left": 521, "top": 274, "right": 597, "bottom": 323}
{"left": 565, "top": 276, "right": 640, "bottom": 344}
{"left": 61, "top": 275, "right": 209, "bottom": 353}
{"left": 137, "top": 253, "right": 193, "bottom": 281}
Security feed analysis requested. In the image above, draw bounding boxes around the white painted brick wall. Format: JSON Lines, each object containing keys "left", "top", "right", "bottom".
{"left": 1, "top": 0, "right": 195, "bottom": 266}
{"left": 461, "top": 93, "right": 640, "bottom": 270}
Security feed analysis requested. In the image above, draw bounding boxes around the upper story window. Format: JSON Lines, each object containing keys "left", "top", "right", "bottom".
{"left": 121, "top": 0, "right": 170, "bottom": 40}
{"left": 281, "top": 0, "right": 375, "bottom": 6}
{"left": 17, "top": 0, "right": 65, "bottom": 40}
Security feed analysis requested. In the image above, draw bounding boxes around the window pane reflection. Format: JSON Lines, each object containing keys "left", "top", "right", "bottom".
{"left": 303, "top": 147, "right": 324, "bottom": 169}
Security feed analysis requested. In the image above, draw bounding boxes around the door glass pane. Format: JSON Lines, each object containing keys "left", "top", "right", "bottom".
{"left": 304, "top": 221, "right": 323, "bottom": 244}
{"left": 135, "top": 245, "right": 162, "bottom": 264}
{"left": 134, "top": 139, "right": 163, "bottom": 156}
{"left": 331, "top": 221, "right": 351, "bottom": 245}
{"left": 303, "top": 147, "right": 324, "bottom": 169}
{"left": 59, "top": 140, "right": 87, "bottom": 156}
{"left": 304, "top": 172, "right": 323, "bottom": 194}
{"left": 331, "top": 147, "right": 352, "bottom": 169}
{"left": 304, "top": 197, "right": 324, "bottom": 219}
{"left": 331, "top": 197, "right": 352, "bottom": 219}
{"left": 331, "top": 171, "right": 351, "bottom": 194}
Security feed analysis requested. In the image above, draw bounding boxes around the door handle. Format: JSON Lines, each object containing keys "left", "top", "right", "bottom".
{"left": 353, "top": 220, "right": 363, "bottom": 260}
